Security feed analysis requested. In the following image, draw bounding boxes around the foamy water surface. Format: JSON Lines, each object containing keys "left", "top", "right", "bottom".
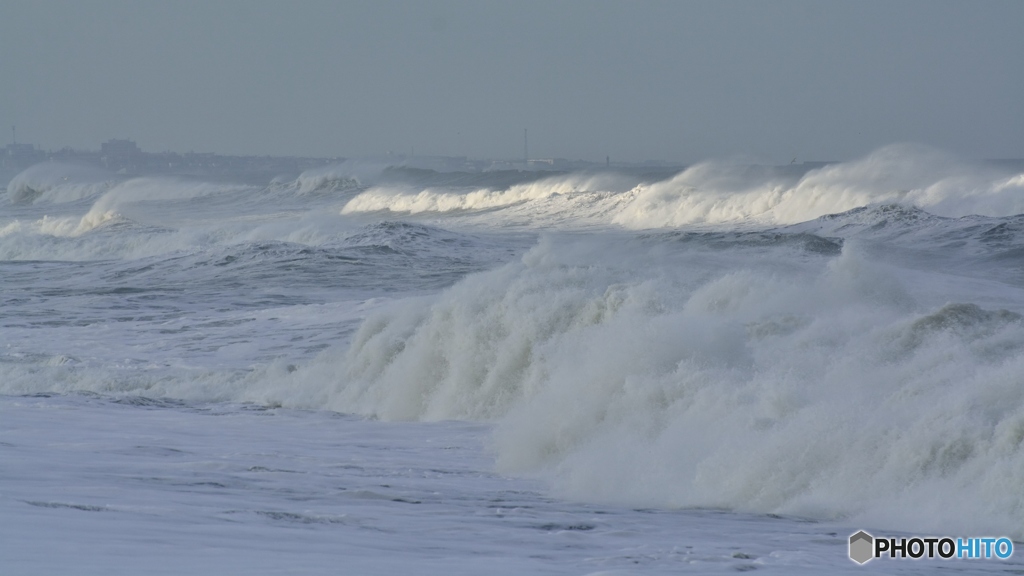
{"left": 3, "top": 146, "right": 1024, "bottom": 573}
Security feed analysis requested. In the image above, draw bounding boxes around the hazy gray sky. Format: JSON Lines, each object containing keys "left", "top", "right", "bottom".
{"left": 2, "top": 0, "right": 1022, "bottom": 163}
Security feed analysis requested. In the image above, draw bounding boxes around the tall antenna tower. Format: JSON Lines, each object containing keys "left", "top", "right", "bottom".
{"left": 523, "top": 128, "right": 528, "bottom": 166}
{"left": 11, "top": 125, "right": 15, "bottom": 145}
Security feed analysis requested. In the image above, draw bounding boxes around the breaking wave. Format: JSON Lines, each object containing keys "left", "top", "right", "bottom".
{"left": 341, "top": 173, "right": 635, "bottom": 215}
{"left": 615, "top": 145, "right": 1024, "bottom": 227}
{"left": 293, "top": 160, "right": 386, "bottom": 194}
{"left": 298, "top": 235, "right": 1024, "bottom": 538}
{"left": 6, "top": 163, "right": 113, "bottom": 205}
{"left": 339, "top": 145, "right": 1024, "bottom": 228}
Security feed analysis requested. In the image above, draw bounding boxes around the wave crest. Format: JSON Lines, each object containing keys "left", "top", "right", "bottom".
{"left": 6, "top": 163, "right": 113, "bottom": 205}
{"left": 340, "top": 145, "right": 1024, "bottom": 228}
{"left": 615, "top": 145, "right": 1024, "bottom": 227}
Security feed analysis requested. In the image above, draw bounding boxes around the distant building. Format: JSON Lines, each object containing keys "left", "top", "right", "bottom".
{"left": 101, "top": 139, "right": 142, "bottom": 170}
{"left": 101, "top": 139, "right": 140, "bottom": 157}
{"left": 403, "top": 155, "right": 472, "bottom": 172}
{"left": 3, "top": 143, "right": 46, "bottom": 170}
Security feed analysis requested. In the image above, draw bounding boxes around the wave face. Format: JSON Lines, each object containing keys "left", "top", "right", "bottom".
{"left": 3, "top": 146, "right": 1024, "bottom": 538}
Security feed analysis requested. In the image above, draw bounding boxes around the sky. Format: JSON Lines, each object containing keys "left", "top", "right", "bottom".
{"left": 1, "top": 0, "right": 1022, "bottom": 164}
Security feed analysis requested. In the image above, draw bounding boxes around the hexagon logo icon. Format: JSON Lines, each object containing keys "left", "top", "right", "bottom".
{"left": 849, "top": 531, "right": 874, "bottom": 564}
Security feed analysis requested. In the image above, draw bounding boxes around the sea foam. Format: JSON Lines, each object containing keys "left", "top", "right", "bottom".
{"left": 338, "top": 145, "right": 1024, "bottom": 229}
{"left": 5, "top": 144, "right": 1024, "bottom": 541}
{"left": 314, "top": 234, "right": 1024, "bottom": 537}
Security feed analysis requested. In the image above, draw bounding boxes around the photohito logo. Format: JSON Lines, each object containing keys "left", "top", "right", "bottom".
{"left": 849, "top": 531, "right": 1014, "bottom": 564}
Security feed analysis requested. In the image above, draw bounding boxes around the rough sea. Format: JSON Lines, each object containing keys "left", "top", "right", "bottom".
{"left": 4, "top": 144, "right": 1024, "bottom": 574}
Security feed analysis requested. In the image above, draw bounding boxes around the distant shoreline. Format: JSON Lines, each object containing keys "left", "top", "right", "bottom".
{"left": 5, "top": 139, "right": 1023, "bottom": 188}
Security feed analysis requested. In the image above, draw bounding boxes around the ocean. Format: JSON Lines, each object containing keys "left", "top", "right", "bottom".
{"left": 3, "top": 143, "right": 1024, "bottom": 574}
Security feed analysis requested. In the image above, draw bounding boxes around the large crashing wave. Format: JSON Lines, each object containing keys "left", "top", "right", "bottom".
{"left": 289, "top": 233, "right": 1024, "bottom": 538}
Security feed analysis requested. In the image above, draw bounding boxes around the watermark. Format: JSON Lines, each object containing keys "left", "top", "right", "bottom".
{"left": 849, "top": 530, "right": 1014, "bottom": 564}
